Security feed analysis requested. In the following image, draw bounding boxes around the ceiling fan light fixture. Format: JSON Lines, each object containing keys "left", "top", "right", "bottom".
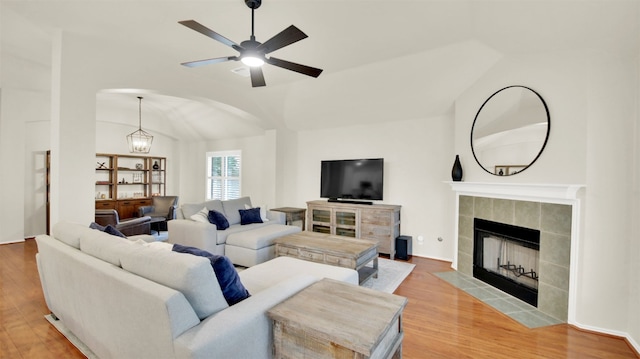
{"left": 241, "top": 55, "right": 264, "bottom": 67}
{"left": 179, "top": 0, "right": 322, "bottom": 86}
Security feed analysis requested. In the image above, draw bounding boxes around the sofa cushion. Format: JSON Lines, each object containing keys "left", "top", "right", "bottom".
{"left": 239, "top": 208, "right": 263, "bottom": 225}
{"left": 190, "top": 207, "right": 210, "bottom": 223}
{"left": 226, "top": 224, "right": 301, "bottom": 250}
{"left": 181, "top": 200, "right": 225, "bottom": 219}
{"left": 239, "top": 256, "right": 359, "bottom": 294}
{"left": 204, "top": 200, "right": 225, "bottom": 214}
{"left": 80, "top": 230, "right": 132, "bottom": 266}
{"left": 208, "top": 210, "right": 230, "bottom": 230}
{"left": 120, "top": 244, "right": 229, "bottom": 320}
{"left": 53, "top": 221, "right": 96, "bottom": 249}
{"left": 181, "top": 203, "right": 204, "bottom": 220}
{"left": 221, "top": 197, "right": 252, "bottom": 225}
{"left": 172, "top": 244, "right": 250, "bottom": 306}
{"left": 214, "top": 222, "right": 270, "bottom": 245}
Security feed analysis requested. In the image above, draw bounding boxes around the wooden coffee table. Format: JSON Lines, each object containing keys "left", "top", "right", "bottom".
{"left": 268, "top": 278, "right": 407, "bottom": 359}
{"left": 274, "top": 231, "right": 378, "bottom": 284}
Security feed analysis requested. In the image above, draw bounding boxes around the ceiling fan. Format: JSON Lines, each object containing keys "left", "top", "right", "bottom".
{"left": 179, "top": 0, "right": 323, "bottom": 87}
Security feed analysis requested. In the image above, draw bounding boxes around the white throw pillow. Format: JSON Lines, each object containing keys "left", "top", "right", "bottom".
{"left": 190, "top": 207, "right": 209, "bottom": 223}
{"left": 244, "top": 204, "right": 269, "bottom": 222}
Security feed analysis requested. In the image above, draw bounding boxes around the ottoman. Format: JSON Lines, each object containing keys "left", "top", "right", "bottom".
{"left": 225, "top": 224, "right": 301, "bottom": 267}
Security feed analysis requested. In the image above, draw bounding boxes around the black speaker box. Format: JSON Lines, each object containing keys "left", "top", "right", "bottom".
{"left": 395, "top": 235, "right": 412, "bottom": 260}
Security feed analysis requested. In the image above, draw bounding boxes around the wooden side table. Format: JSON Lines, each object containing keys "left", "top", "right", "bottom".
{"left": 268, "top": 278, "right": 407, "bottom": 359}
{"left": 271, "top": 207, "right": 306, "bottom": 230}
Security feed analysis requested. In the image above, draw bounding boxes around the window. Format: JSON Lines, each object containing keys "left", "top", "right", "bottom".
{"left": 206, "top": 150, "right": 241, "bottom": 200}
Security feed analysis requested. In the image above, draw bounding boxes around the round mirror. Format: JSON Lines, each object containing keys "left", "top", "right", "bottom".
{"left": 470, "top": 85, "right": 550, "bottom": 176}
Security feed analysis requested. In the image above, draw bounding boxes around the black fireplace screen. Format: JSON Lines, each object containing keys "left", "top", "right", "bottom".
{"left": 473, "top": 218, "right": 540, "bottom": 307}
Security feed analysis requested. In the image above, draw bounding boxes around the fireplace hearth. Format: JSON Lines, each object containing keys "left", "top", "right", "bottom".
{"left": 473, "top": 218, "right": 540, "bottom": 307}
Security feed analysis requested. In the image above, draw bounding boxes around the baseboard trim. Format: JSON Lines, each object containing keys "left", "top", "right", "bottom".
{"left": 569, "top": 321, "right": 640, "bottom": 356}
{"left": 412, "top": 253, "right": 452, "bottom": 263}
{"left": 0, "top": 238, "right": 26, "bottom": 246}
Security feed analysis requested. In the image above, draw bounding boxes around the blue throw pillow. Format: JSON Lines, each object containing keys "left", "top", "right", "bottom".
{"left": 172, "top": 244, "right": 250, "bottom": 306}
{"left": 208, "top": 210, "right": 230, "bottom": 230}
{"left": 239, "top": 207, "right": 263, "bottom": 225}
{"left": 104, "top": 224, "right": 126, "bottom": 238}
{"left": 89, "top": 222, "right": 106, "bottom": 231}
{"left": 89, "top": 222, "right": 126, "bottom": 238}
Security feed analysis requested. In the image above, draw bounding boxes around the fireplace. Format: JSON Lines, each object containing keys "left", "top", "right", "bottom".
{"left": 473, "top": 218, "right": 540, "bottom": 307}
{"left": 450, "top": 182, "right": 582, "bottom": 322}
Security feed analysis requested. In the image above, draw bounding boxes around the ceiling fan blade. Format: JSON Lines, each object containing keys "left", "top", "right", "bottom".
{"left": 181, "top": 56, "right": 238, "bottom": 68}
{"left": 179, "top": 20, "right": 241, "bottom": 50}
{"left": 266, "top": 57, "right": 323, "bottom": 78}
{"left": 249, "top": 67, "right": 266, "bottom": 87}
{"left": 257, "top": 25, "right": 308, "bottom": 54}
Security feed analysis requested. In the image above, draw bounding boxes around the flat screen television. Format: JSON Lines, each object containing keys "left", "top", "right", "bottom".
{"left": 320, "top": 158, "right": 384, "bottom": 203}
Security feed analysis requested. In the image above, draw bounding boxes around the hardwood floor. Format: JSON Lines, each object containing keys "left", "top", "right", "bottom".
{"left": 1, "top": 239, "right": 638, "bottom": 358}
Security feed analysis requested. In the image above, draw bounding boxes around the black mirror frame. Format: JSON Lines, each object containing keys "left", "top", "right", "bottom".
{"left": 470, "top": 85, "right": 551, "bottom": 176}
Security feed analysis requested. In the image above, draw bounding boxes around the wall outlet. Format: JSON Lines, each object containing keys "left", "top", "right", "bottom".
{"left": 417, "top": 235, "right": 424, "bottom": 244}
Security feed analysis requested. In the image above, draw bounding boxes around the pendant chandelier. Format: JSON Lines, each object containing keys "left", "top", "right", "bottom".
{"left": 127, "top": 96, "right": 153, "bottom": 153}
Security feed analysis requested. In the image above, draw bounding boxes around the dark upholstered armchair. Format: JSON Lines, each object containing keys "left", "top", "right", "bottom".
{"left": 138, "top": 196, "right": 179, "bottom": 231}
{"left": 94, "top": 209, "right": 152, "bottom": 236}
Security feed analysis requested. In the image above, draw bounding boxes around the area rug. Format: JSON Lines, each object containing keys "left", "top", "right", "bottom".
{"left": 45, "top": 314, "right": 98, "bottom": 358}
{"left": 361, "top": 258, "right": 415, "bottom": 293}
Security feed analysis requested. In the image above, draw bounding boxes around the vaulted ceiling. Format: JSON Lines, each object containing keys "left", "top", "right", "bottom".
{"left": 3, "top": 1, "right": 638, "bottom": 141}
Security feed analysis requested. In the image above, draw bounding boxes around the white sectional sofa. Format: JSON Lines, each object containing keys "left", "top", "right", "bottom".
{"left": 168, "top": 197, "right": 301, "bottom": 267}
{"left": 36, "top": 221, "right": 358, "bottom": 359}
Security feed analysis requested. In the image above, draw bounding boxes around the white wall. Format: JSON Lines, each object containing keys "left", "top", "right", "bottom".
{"left": 581, "top": 53, "right": 636, "bottom": 336}
{"left": 293, "top": 115, "right": 455, "bottom": 260}
{"left": 177, "top": 133, "right": 277, "bottom": 209}
{"left": 1, "top": 6, "right": 53, "bottom": 242}
{"left": 454, "top": 50, "right": 639, "bottom": 346}
{"left": 0, "top": 89, "right": 27, "bottom": 243}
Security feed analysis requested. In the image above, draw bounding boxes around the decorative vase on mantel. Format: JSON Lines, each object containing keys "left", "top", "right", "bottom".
{"left": 451, "top": 155, "right": 463, "bottom": 182}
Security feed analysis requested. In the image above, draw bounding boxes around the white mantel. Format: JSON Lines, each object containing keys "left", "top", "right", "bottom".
{"left": 448, "top": 181, "right": 585, "bottom": 324}
{"left": 447, "top": 182, "right": 584, "bottom": 204}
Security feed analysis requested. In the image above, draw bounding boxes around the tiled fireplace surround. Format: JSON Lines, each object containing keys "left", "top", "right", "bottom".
{"left": 450, "top": 182, "right": 583, "bottom": 322}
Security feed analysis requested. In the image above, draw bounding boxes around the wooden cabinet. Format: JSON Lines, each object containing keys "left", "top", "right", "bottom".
{"left": 116, "top": 199, "right": 152, "bottom": 219}
{"left": 307, "top": 200, "right": 401, "bottom": 259}
{"left": 96, "top": 153, "right": 166, "bottom": 219}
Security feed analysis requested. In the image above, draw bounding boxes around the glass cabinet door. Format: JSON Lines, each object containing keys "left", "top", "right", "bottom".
{"left": 312, "top": 209, "right": 331, "bottom": 223}
{"left": 335, "top": 210, "right": 357, "bottom": 237}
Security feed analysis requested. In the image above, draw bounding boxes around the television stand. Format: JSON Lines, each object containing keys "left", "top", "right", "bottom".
{"left": 328, "top": 198, "right": 373, "bottom": 205}
{"left": 307, "top": 200, "right": 401, "bottom": 259}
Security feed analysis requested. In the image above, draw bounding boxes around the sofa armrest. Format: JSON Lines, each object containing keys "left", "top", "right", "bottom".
{"left": 173, "top": 274, "right": 317, "bottom": 359}
{"left": 267, "top": 210, "right": 286, "bottom": 224}
{"left": 167, "top": 219, "right": 219, "bottom": 253}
